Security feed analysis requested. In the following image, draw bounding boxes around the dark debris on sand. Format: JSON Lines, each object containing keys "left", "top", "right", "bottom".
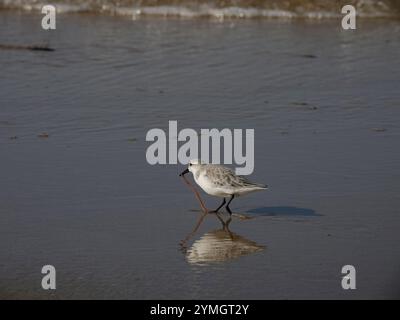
{"left": 0, "top": 44, "right": 55, "bottom": 52}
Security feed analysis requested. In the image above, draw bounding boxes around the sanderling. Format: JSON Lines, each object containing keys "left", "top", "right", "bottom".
{"left": 179, "top": 159, "right": 267, "bottom": 215}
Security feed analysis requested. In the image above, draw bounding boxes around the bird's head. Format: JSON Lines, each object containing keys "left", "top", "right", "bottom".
{"left": 179, "top": 159, "right": 203, "bottom": 176}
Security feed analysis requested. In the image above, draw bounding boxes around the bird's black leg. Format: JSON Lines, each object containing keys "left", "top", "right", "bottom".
{"left": 225, "top": 194, "right": 235, "bottom": 215}
{"left": 210, "top": 198, "right": 226, "bottom": 213}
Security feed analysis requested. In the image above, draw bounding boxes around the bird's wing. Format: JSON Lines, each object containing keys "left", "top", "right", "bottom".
{"left": 205, "top": 165, "right": 267, "bottom": 189}
{"left": 235, "top": 175, "right": 267, "bottom": 188}
{"left": 204, "top": 165, "right": 234, "bottom": 187}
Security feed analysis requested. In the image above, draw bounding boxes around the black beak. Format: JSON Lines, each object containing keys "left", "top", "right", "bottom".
{"left": 179, "top": 168, "right": 189, "bottom": 177}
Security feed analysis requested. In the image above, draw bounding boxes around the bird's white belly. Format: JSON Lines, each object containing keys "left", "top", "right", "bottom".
{"left": 194, "top": 174, "right": 231, "bottom": 197}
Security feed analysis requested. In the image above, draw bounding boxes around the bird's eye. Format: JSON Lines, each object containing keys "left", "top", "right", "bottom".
{"left": 189, "top": 163, "right": 192, "bottom": 166}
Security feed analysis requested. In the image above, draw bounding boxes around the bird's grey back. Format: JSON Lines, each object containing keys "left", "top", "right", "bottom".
{"left": 203, "top": 164, "right": 267, "bottom": 189}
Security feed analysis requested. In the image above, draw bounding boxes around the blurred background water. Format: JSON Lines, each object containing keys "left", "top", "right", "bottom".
{"left": 1, "top": 0, "right": 400, "bottom": 18}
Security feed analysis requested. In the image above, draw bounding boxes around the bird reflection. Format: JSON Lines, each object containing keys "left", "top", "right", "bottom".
{"left": 180, "top": 213, "right": 265, "bottom": 264}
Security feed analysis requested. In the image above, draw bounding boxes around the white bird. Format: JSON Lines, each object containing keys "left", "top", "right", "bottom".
{"left": 179, "top": 159, "right": 268, "bottom": 214}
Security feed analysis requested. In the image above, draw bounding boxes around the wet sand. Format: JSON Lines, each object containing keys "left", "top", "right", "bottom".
{"left": 1, "top": 12, "right": 400, "bottom": 299}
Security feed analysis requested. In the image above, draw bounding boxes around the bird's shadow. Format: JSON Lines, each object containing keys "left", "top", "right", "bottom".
{"left": 246, "top": 206, "right": 321, "bottom": 217}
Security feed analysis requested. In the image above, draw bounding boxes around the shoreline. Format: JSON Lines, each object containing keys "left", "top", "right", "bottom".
{"left": 1, "top": 6, "right": 400, "bottom": 21}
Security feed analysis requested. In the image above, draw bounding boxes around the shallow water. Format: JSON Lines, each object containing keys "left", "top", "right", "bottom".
{"left": 0, "top": 11, "right": 400, "bottom": 299}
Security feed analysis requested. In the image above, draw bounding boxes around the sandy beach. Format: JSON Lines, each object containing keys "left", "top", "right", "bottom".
{"left": 0, "top": 7, "right": 400, "bottom": 299}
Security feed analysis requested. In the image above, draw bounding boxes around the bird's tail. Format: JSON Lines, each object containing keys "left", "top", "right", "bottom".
{"left": 254, "top": 183, "right": 268, "bottom": 189}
